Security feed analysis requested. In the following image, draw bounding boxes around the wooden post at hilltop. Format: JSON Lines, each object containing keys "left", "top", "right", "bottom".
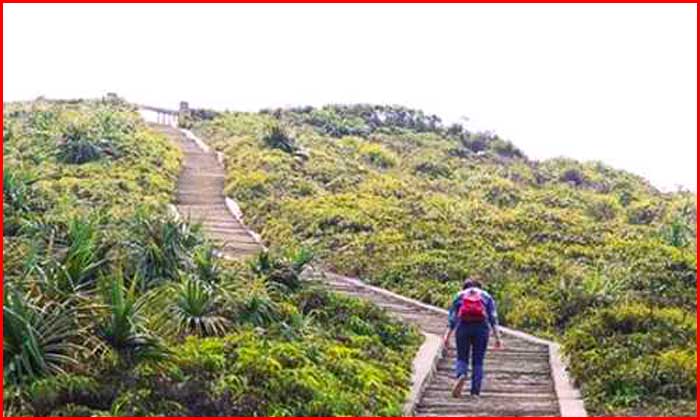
{"left": 179, "top": 101, "right": 190, "bottom": 127}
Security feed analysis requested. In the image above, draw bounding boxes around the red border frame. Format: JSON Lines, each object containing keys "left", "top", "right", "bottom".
{"left": 1, "top": 2, "right": 698, "bottom": 419}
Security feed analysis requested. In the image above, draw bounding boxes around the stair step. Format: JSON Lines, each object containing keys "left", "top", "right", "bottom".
{"left": 420, "top": 393, "right": 557, "bottom": 403}
{"left": 430, "top": 371, "right": 554, "bottom": 387}
{"left": 177, "top": 191, "right": 224, "bottom": 198}
{"left": 444, "top": 349, "right": 549, "bottom": 361}
{"left": 206, "top": 234, "right": 259, "bottom": 245}
{"left": 204, "top": 225, "right": 249, "bottom": 234}
{"left": 424, "top": 384, "right": 554, "bottom": 395}
{"left": 180, "top": 170, "right": 225, "bottom": 177}
{"left": 415, "top": 398, "right": 559, "bottom": 416}
{"left": 414, "top": 408, "right": 559, "bottom": 417}
{"left": 437, "top": 359, "right": 550, "bottom": 372}
{"left": 179, "top": 171, "right": 225, "bottom": 178}
{"left": 177, "top": 198, "right": 224, "bottom": 205}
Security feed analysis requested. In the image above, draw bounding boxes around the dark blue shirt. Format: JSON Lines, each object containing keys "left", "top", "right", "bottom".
{"left": 447, "top": 287, "right": 499, "bottom": 331}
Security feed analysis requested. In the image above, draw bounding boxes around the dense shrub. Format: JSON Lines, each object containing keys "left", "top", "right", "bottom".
{"left": 560, "top": 168, "right": 586, "bottom": 186}
{"left": 263, "top": 123, "right": 297, "bottom": 154}
{"left": 414, "top": 161, "right": 452, "bottom": 179}
{"left": 57, "top": 121, "right": 121, "bottom": 164}
{"left": 358, "top": 143, "right": 397, "bottom": 168}
{"left": 564, "top": 303, "right": 696, "bottom": 412}
{"left": 627, "top": 200, "right": 663, "bottom": 225}
{"left": 586, "top": 196, "right": 620, "bottom": 222}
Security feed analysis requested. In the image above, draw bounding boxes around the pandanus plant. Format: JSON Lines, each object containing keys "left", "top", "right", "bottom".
{"left": 169, "top": 275, "right": 230, "bottom": 337}
{"left": 128, "top": 211, "right": 203, "bottom": 288}
{"left": 96, "top": 273, "right": 169, "bottom": 368}
{"left": 3, "top": 286, "right": 84, "bottom": 386}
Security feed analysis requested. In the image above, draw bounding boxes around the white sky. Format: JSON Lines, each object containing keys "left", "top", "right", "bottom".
{"left": 3, "top": 4, "right": 696, "bottom": 191}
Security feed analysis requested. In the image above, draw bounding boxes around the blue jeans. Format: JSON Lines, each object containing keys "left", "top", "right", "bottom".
{"left": 454, "top": 321, "right": 490, "bottom": 395}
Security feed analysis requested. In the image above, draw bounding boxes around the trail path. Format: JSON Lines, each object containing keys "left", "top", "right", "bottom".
{"left": 156, "top": 124, "right": 586, "bottom": 417}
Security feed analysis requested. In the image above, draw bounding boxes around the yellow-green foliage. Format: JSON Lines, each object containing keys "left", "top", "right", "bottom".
{"left": 357, "top": 142, "right": 398, "bottom": 168}
{"left": 3, "top": 99, "right": 181, "bottom": 231}
{"left": 3, "top": 99, "right": 420, "bottom": 417}
{"left": 563, "top": 303, "right": 696, "bottom": 416}
{"left": 194, "top": 105, "right": 696, "bottom": 416}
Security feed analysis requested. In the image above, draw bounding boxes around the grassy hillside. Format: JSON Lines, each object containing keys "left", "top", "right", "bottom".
{"left": 3, "top": 100, "right": 420, "bottom": 416}
{"left": 192, "top": 104, "right": 697, "bottom": 416}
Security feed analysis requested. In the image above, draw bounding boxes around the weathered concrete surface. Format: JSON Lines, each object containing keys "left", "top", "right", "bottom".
{"left": 403, "top": 333, "right": 443, "bottom": 415}
{"left": 157, "top": 125, "right": 264, "bottom": 258}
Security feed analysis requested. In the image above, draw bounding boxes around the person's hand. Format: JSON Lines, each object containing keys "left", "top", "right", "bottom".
{"left": 440, "top": 335, "right": 450, "bottom": 356}
{"left": 494, "top": 337, "right": 503, "bottom": 350}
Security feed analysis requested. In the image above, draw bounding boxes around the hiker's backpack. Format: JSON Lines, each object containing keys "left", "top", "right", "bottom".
{"left": 458, "top": 289, "right": 486, "bottom": 322}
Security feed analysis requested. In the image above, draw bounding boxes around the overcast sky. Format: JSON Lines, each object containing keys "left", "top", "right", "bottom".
{"left": 4, "top": 4, "right": 696, "bottom": 191}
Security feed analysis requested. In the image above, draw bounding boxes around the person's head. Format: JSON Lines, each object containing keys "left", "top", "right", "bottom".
{"left": 462, "top": 275, "right": 483, "bottom": 290}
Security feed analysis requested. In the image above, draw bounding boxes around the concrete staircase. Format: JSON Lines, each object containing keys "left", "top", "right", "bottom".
{"left": 312, "top": 271, "right": 561, "bottom": 417}
{"left": 161, "top": 125, "right": 263, "bottom": 258}
{"left": 155, "top": 123, "right": 584, "bottom": 417}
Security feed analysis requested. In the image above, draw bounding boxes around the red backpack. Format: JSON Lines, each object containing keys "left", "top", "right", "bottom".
{"left": 458, "top": 289, "right": 486, "bottom": 322}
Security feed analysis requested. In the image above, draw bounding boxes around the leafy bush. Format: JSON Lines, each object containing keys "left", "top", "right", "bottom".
{"left": 414, "top": 161, "right": 452, "bottom": 179}
{"left": 586, "top": 195, "right": 620, "bottom": 222}
{"left": 627, "top": 200, "right": 663, "bottom": 225}
{"left": 3, "top": 166, "right": 40, "bottom": 215}
{"left": 26, "top": 374, "right": 100, "bottom": 416}
{"left": 263, "top": 123, "right": 297, "bottom": 154}
{"left": 56, "top": 122, "right": 120, "bottom": 164}
{"left": 128, "top": 212, "right": 203, "bottom": 287}
{"left": 564, "top": 303, "right": 696, "bottom": 413}
{"left": 358, "top": 143, "right": 397, "bottom": 168}
{"left": 157, "top": 275, "right": 231, "bottom": 337}
{"left": 490, "top": 137, "right": 525, "bottom": 158}
{"left": 560, "top": 168, "right": 586, "bottom": 186}
{"left": 484, "top": 179, "right": 520, "bottom": 208}
{"left": 3, "top": 288, "right": 84, "bottom": 386}
{"left": 661, "top": 216, "right": 693, "bottom": 248}
{"left": 96, "top": 273, "right": 169, "bottom": 368}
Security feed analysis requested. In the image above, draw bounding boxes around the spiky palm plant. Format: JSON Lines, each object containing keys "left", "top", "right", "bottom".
{"left": 31, "top": 217, "right": 111, "bottom": 298}
{"left": 3, "top": 166, "right": 41, "bottom": 236}
{"left": 3, "top": 287, "right": 83, "bottom": 385}
{"left": 169, "top": 276, "right": 230, "bottom": 337}
{"left": 58, "top": 217, "right": 110, "bottom": 290}
{"left": 129, "top": 212, "right": 203, "bottom": 288}
{"left": 130, "top": 211, "right": 202, "bottom": 287}
{"left": 193, "top": 243, "right": 222, "bottom": 284}
{"left": 263, "top": 123, "right": 298, "bottom": 154}
{"left": 252, "top": 248, "right": 313, "bottom": 292}
{"left": 96, "top": 273, "right": 168, "bottom": 368}
{"left": 249, "top": 250, "right": 273, "bottom": 276}
{"left": 662, "top": 216, "right": 692, "bottom": 248}
{"left": 289, "top": 247, "right": 314, "bottom": 272}
{"left": 55, "top": 121, "right": 121, "bottom": 164}
{"left": 239, "top": 279, "right": 278, "bottom": 326}
{"left": 3, "top": 167, "right": 39, "bottom": 214}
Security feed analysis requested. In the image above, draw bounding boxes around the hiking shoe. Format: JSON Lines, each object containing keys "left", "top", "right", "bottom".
{"left": 452, "top": 376, "right": 467, "bottom": 398}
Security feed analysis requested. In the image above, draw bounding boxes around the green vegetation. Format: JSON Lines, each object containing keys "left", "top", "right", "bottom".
{"left": 193, "top": 104, "right": 697, "bottom": 416}
{"left": 3, "top": 100, "right": 420, "bottom": 416}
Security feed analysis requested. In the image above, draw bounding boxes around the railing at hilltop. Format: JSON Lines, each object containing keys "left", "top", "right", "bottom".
{"left": 137, "top": 101, "right": 189, "bottom": 127}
